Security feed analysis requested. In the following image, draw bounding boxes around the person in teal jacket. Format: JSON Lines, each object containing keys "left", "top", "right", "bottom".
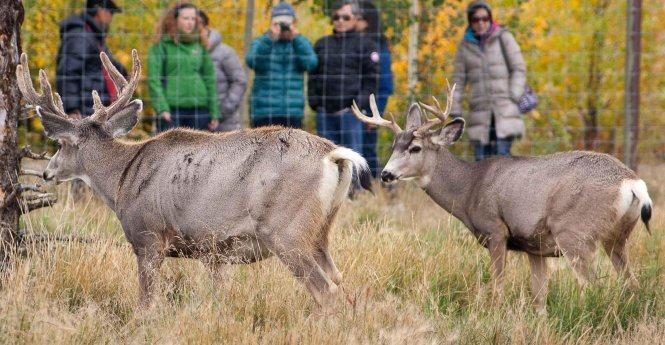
{"left": 246, "top": 2, "right": 318, "bottom": 128}
{"left": 148, "top": 2, "right": 219, "bottom": 132}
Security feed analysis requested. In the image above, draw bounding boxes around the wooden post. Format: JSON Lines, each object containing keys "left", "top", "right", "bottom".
{"left": 407, "top": 0, "right": 419, "bottom": 102}
{"left": 624, "top": 0, "right": 641, "bottom": 171}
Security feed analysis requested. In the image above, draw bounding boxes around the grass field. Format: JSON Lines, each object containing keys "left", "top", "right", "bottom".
{"left": 1, "top": 164, "right": 663, "bottom": 344}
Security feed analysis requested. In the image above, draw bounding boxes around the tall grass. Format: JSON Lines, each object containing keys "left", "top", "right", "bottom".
{"left": 1, "top": 165, "right": 663, "bottom": 344}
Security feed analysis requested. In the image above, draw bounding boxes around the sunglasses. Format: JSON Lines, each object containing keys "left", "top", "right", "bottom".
{"left": 471, "top": 16, "right": 490, "bottom": 24}
{"left": 332, "top": 14, "right": 353, "bottom": 22}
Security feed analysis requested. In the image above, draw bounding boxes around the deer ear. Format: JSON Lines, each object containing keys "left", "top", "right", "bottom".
{"left": 405, "top": 103, "right": 422, "bottom": 131}
{"left": 432, "top": 117, "right": 465, "bottom": 146}
{"left": 36, "top": 107, "right": 78, "bottom": 143}
{"left": 105, "top": 100, "right": 142, "bottom": 137}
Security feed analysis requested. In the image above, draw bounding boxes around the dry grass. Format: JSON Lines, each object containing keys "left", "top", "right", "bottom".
{"left": 1, "top": 165, "right": 663, "bottom": 344}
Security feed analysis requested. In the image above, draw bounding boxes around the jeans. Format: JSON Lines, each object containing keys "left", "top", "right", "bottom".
{"left": 362, "top": 126, "right": 379, "bottom": 178}
{"left": 157, "top": 107, "right": 211, "bottom": 132}
{"left": 316, "top": 111, "right": 364, "bottom": 154}
{"left": 252, "top": 116, "right": 302, "bottom": 129}
{"left": 472, "top": 114, "right": 513, "bottom": 161}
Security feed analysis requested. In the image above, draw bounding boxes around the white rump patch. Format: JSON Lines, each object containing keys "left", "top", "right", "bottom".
{"left": 326, "top": 147, "right": 369, "bottom": 177}
{"left": 318, "top": 158, "right": 339, "bottom": 215}
{"left": 617, "top": 179, "right": 653, "bottom": 217}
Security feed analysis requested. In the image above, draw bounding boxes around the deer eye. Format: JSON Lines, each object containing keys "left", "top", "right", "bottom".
{"left": 408, "top": 146, "right": 422, "bottom": 154}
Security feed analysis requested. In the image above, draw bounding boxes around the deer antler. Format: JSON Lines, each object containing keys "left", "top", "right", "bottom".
{"left": 90, "top": 49, "right": 141, "bottom": 122}
{"left": 416, "top": 82, "right": 456, "bottom": 134}
{"left": 16, "top": 53, "right": 68, "bottom": 119}
{"left": 350, "top": 94, "right": 403, "bottom": 134}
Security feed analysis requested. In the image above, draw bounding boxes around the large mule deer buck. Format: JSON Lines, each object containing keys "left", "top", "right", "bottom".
{"left": 351, "top": 86, "right": 653, "bottom": 313}
{"left": 17, "top": 50, "right": 372, "bottom": 308}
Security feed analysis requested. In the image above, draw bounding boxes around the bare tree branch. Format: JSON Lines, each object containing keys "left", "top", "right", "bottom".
{"left": 17, "top": 183, "right": 45, "bottom": 193}
{"left": 20, "top": 194, "right": 57, "bottom": 214}
{"left": 19, "top": 168, "right": 42, "bottom": 178}
{"left": 20, "top": 145, "right": 51, "bottom": 160}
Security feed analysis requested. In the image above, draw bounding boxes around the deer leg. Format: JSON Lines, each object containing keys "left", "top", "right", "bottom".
{"left": 603, "top": 240, "right": 638, "bottom": 290}
{"left": 487, "top": 237, "right": 507, "bottom": 299}
{"left": 558, "top": 240, "right": 596, "bottom": 288}
{"left": 527, "top": 253, "right": 549, "bottom": 315}
{"left": 136, "top": 248, "right": 164, "bottom": 308}
{"left": 271, "top": 244, "right": 339, "bottom": 308}
{"left": 314, "top": 246, "right": 343, "bottom": 286}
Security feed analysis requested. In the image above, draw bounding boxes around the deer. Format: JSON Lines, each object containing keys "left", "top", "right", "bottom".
{"left": 16, "top": 50, "right": 372, "bottom": 309}
{"left": 350, "top": 85, "right": 653, "bottom": 314}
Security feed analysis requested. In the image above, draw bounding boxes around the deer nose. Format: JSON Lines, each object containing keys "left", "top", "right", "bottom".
{"left": 381, "top": 170, "right": 396, "bottom": 183}
{"left": 43, "top": 171, "right": 53, "bottom": 181}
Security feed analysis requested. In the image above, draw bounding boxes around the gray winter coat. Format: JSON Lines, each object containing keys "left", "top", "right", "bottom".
{"left": 451, "top": 27, "right": 526, "bottom": 144}
{"left": 207, "top": 29, "right": 247, "bottom": 131}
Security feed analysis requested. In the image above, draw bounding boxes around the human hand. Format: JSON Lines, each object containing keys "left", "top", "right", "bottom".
{"left": 269, "top": 22, "right": 281, "bottom": 40}
{"left": 208, "top": 119, "right": 219, "bottom": 131}
{"left": 160, "top": 111, "right": 172, "bottom": 122}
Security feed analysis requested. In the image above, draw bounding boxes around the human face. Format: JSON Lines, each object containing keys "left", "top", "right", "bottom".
{"left": 177, "top": 7, "right": 198, "bottom": 34}
{"left": 470, "top": 8, "right": 491, "bottom": 35}
{"left": 332, "top": 4, "right": 357, "bottom": 33}
{"left": 94, "top": 8, "right": 114, "bottom": 30}
{"left": 356, "top": 17, "right": 368, "bottom": 32}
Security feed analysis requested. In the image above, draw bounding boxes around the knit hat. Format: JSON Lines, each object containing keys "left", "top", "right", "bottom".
{"left": 86, "top": 0, "right": 122, "bottom": 13}
{"left": 271, "top": 2, "right": 296, "bottom": 23}
{"left": 466, "top": 1, "right": 492, "bottom": 23}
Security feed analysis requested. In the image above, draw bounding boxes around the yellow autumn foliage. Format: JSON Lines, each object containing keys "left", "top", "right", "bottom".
{"left": 20, "top": 0, "right": 665, "bottom": 161}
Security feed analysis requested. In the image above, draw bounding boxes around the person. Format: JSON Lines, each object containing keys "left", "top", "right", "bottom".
{"left": 309, "top": 0, "right": 380, "bottom": 155}
{"left": 56, "top": 0, "right": 127, "bottom": 118}
{"left": 148, "top": 2, "right": 220, "bottom": 132}
{"left": 245, "top": 2, "right": 318, "bottom": 128}
{"left": 451, "top": 1, "right": 526, "bottom": 161}
{"left": 199, "top": 10, "right": 247, "bottom": 132}
{"left": 357, "top": 1, "right": 393, "bottom": 178}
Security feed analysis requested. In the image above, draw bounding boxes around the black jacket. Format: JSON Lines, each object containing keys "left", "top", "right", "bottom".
{"left": 308, "top": 31, "right": 379, "bottom": 113}
{"left": 56, "top": 12, "right": 127, "bottom": 115}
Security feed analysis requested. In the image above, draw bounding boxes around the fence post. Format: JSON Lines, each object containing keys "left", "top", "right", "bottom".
{"left": 407, "top": 0, "right": 419, "bottom": 102}
{"left": 624, "top": 0, "right": 641, "bottom": 171}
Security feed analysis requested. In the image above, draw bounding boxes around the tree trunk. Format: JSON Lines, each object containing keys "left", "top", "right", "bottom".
{"left": 0, "top": 0, "right": 24, "bottom": 264}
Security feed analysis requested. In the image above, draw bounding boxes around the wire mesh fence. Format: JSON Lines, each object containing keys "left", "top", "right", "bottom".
{"left": 19, "top": 0, "right": 665, "bottom": 164}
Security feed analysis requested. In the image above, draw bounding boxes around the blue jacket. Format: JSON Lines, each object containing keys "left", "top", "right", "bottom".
{"left": 376, "top": 38, "right": 394, "bottom": 113}
{"left": 246, "top": 33, "right": 318, "bottom": 119}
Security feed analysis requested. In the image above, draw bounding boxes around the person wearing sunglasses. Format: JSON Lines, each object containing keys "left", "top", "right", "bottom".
{"left": 308, "top": 0, "right": 380, "bottom": 162}
{"left": 450, "top": 0, "right": 527, "bottom": 161}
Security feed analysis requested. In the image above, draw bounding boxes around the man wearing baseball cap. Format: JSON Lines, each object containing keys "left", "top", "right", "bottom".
{"left": 56, "top": 0, "right": 127, "bottom": 118}
{"left": 246, "top": 2, "right": 318, "bottom": 128}
{"left": 55, "top": 0, "right": 127, "bottom": 200}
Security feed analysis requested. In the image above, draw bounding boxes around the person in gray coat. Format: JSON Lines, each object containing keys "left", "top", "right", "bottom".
{"left": 200, "top": 11, "right": 248, "bottom": 131}
{"left": 451, "top": 1, "right": 526, "bottom": 161}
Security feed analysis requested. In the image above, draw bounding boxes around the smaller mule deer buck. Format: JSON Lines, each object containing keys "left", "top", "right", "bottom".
{"left": 17, "top": 50, "right": 372, "bottom": 308}
{"left": 351, "top": 85, "right": 653, "bottom": 313}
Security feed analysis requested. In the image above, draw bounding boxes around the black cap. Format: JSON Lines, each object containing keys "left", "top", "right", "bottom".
{"left": 86, "top": 0, "right": 122, "bottom": 13}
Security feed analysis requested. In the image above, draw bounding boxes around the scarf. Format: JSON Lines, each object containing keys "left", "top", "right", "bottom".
{"left": 464, "top": 21, "right": 498, "bottom": 47}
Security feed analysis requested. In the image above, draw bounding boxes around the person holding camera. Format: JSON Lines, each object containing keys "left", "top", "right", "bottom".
{"left": 246, "top": 2, "right": 318, "bottom": 128}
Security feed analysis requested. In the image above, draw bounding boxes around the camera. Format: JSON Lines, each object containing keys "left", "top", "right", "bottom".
{"left": 278, "top": 22, "right": 291, "bottom": 32}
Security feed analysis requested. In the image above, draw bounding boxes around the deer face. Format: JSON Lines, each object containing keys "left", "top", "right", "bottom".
{"left": 381, "top": 104, "right": 465, "bottom": 183}
{"left": 44, "top": 138, "right": 82, "bottom": 183}
{"left": 16, "top": 50, "right": 142, "bottom": 185}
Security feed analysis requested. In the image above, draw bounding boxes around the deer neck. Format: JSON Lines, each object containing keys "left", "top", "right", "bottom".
{"left": 419, "top": 149, "right": 477, "bottom": 222}
{"left": 80, "top": 140, "right": 140, "bottom": 210}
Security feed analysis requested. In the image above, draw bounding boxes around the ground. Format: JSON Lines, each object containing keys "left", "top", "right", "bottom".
{"left": 0, "top": 164, "right": 663, "bottom": 344}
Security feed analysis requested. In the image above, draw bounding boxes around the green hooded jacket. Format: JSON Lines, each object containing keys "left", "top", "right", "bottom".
{"left": 148, "top": 37, "right": 220, "bottom": 119}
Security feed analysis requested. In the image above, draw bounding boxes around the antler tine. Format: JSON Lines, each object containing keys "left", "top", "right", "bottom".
{"left": 16, "top": 53, "right": 68, "bottom": 118}
{"left": 416, "top": 82, "right": 457, "bottom": 134}
{"left": 93, "top": 49, "right": 142, "bottom": 121}
{"left": 100, "top": 51, "right": 127, "bottom": 91}
{"left": 350, "top": 95, "right": 403, "bottom": 134}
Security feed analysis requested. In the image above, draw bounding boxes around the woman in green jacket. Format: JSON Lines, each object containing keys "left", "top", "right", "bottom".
{"left": 148, "top": 2, "right": 220, "bottom": 132}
